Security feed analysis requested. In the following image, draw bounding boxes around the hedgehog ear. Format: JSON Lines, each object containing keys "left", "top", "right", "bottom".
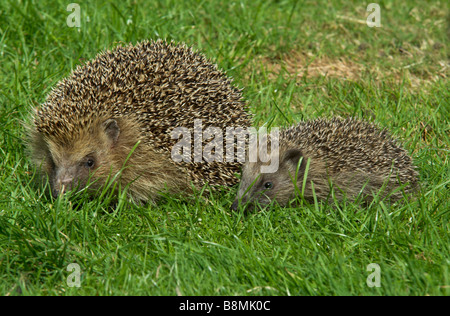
{"left": 103, "top": 119, "right": 120, "bottom": 145}
{"left": 281, "top": 149, "right": 304, "bottom": 172}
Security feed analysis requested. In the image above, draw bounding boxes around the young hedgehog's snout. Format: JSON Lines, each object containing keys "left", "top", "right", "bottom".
{"left": 231, "top": 177, "right": 274, "bottom": 212}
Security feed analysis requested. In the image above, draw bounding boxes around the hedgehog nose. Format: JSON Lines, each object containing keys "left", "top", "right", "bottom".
{"left": 57, "top": 178, "right": 74, "bottom": 194}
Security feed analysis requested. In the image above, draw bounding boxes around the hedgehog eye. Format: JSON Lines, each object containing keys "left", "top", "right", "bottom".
{"left": 85, "top": 158, "right": 95, "bottom": 169}
{"left": 264, "top": 182, "right": 273, "bottom": 189}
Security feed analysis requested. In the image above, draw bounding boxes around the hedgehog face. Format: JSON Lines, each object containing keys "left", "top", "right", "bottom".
{"left": 232, "top": 149, "right": 306, "bottom": 211}
{"left": 49, "top": 151, "right": 98, "bottom": 198}
{"left": 36, "top": 118, "right": 123, "bottom": 198}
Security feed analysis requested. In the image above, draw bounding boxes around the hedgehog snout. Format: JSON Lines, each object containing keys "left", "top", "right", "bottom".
{"left": 52, "top": 167, "right": 78, "bottom": 197}
{"left": 231, "top": 196, "right": 258, "bottom": 213}
{"left": 53, "top": 176, "right": 74, "bottom": 198}
{"left": 232, "top": 180, "right": 253, "bottom": 211}
{"left": 231, "top": 192, "right": 252, "bottom": 212}
{"left": 231, "top": 193, "right": 248, "bottom": 211}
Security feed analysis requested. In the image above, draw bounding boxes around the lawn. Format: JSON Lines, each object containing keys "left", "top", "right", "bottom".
{"left": 0, "top": 0, "right": 448, "bottom": 296}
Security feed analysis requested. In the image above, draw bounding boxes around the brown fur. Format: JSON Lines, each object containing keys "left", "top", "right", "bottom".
{"left": 28, "top": 40, "right": 251, "bottom": 202}
{"left": 232, "top": 118, "right": 418, "bottom": 210}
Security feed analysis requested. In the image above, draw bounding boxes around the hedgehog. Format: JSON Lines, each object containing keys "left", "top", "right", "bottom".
{"left": 27, "top": 40, "right": 252, "bottom": 203}
{"left": 232, "top": 118, "right": 418, "bottom": 210}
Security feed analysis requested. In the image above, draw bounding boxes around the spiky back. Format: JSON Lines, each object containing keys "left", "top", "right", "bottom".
{"left": 33, "top": 40, "right": 251, "bottom": 187}
{"left": 281, "top": 118, "right": 418, "bottom": 187}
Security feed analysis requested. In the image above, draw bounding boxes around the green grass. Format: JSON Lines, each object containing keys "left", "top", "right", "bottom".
{"left": 0, "top": 0, "right": 448, "bottom": 296}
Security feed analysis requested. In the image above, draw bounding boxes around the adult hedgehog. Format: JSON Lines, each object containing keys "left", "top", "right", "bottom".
{"left": 232, "top": 118, "right": 418, "bottom": 210}
{"left": 28, "top": 40, "right": 251, "bottom": 202}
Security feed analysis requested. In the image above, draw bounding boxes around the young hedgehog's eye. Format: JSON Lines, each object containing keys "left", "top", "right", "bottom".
{"left": 264, "top": 182, "right": 273, "bottom": 189}
{"left": 85, "top": 158, "right": 95, "bottom": 169}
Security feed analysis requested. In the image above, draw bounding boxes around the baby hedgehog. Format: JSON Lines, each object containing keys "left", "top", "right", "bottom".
{"left": 28, "top": 40, "right": 251, "bottom": 203}
{"left": 232, "top": 118, "right": 418, "bottom": 210}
